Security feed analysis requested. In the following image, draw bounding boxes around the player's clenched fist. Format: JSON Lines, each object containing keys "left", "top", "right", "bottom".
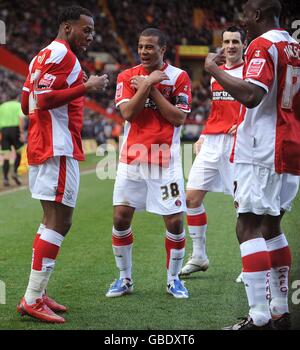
{"left": 84, "top": 74, "right": 109, "bottom": 92}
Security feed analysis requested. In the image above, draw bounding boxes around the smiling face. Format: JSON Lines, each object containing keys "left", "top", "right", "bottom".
{"left": 222, "top": 31, "right": 245, "bottom": 65}
{"left": 138, "top": 35, "right": 166, "bottom": 72}
{"left": 65, "top": 14, "right": 95, "bottom": 54}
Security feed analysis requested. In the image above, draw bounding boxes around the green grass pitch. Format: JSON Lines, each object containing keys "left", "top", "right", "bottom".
{"left": 0, "top": 154, "right": 299, "bottom": 330}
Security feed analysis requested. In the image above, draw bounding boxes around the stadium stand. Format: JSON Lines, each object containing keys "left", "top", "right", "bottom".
{"left": 0, "top": 0, "right": 298, "bottom": 141}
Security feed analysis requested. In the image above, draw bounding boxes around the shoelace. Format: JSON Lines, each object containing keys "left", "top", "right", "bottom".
{"left": 33, "top": 299, "right": 47, "bottom": 312}
{"left": 235, "top": 315, "right": 251, "bottom": 327}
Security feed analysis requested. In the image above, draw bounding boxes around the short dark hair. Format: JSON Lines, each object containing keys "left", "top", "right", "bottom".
{"left": 140, "top": 28, "right": 167, "bottom": 47}
{"left": 58, "top": 5, "right": 93, "bottom": 25}
{"left": 253, "top": 0, "right": 282, "bottom": 18}
{"left": 222, "top": 26, "right": 247, "bottom": 43}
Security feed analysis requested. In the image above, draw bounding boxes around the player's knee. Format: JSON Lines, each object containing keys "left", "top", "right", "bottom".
{"left": 59, "top": 219, "right": 72, "bottom": 236}
{"left": 113, "top": 212, "right": 131, "bottom": 231}
{"left": 165, "top": 215, "right": 184, "bottom": 235}
{"left": 186, "top": 191, "right": 203, "bottom": 208}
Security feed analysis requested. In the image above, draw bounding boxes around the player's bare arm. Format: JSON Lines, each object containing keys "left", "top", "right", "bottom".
{"left": 144, "top": 70, "right": 186, "bottom": 127}
{"left": 205, "top": 50, "right": 265, "bottom": 109}
{"left": 150, "top": 87, "right": 187, "bottom": 126}
{"left": 119, "top": 70, "right": 168, "bottom": 122}
{"left": 37, "top": 74, "right": 109, "bottom": 111}
{"left": 119, "top": 78, "right": 152, "bottom": 121}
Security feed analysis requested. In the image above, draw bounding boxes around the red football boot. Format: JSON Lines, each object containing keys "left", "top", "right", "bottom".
{"left": 16, "top": 297, "right": 65, "bottom": 323}
{"left": 43, "top": 294, "right": 68, "bottom": 313}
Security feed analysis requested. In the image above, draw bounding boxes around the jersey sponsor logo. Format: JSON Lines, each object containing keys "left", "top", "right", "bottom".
{"left": 212, "top": 90, "right": 235, "bottom": 101}
{"left": 38, "top": 73, "right": 56, "bottom": 88}
{"left": 115, "top": 82, "right": 123, "bottom": 100}
{"left": 246, "top": 58, "right": 266, "bottom": 77}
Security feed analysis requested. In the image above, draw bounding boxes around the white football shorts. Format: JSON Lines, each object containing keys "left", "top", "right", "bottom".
{"left": 113, "top": 161, "right": 186, "bottom": 215}
{"left": 187, "top": 134, "right": 234, "bottom": 195}
{"left": 29, "top": 156, "right": 80, "bottom": 208}
{"left": 233, "top": 163, "right": 299, "bottom": 216}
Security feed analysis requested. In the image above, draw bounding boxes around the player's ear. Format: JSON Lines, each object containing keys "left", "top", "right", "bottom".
{"left": 160, "top": 45, "right": 166, "bottom": 55}
{"left": 64, "top": 22, "right": 72, "bottom": 35}
{"left": 255, "top": 9, "right": 261, "bottom": 22}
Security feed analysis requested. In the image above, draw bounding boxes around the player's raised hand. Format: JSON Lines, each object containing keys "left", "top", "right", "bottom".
{"left": 148, "top": 70, "right": 169, "bottom": 85}
{"left": 205, "top": 48, "right": 226, "bottom": 73}
{"left": 227, "top": 124, "right": 237, "bottom": 135}
{"left": 194, "top": 136, "right": 205, "bottom": 155}
{"left": 130, "top": 75, "right": 147, "bottom": 90}
{"left": 82, "top": 71, "right": 88, "bottom": 83}
{"left": 84, "top": 74, "right": 109, "bottom": 92}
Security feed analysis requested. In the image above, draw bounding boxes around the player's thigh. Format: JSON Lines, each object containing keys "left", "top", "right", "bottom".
{"left": 234, "top": 164, "right": 282, "bottom": 216}
{"left": 29, "top": 156, "right": 80, "bottom": 208}
{"left": 113, "top": 162, "right": 147, "bottom": 211}
{"left": 146, "top": 166, "right": 186, "bottom": 216}
{"left": 219, "top": 157, "right": 235, "bottom": 195}
{"left": 186, "top": 148, "right": 222, "bottom": 192}
{"left": 280, "top": 173, "right": 299, "bottom": 211}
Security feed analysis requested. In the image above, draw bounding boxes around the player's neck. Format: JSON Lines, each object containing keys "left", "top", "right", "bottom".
{"left": 56, "top": 32, "right": 69, "bottom": 45}
{"left": 225, "top": 58, "right": 243, "bottom": 69}
{"left": 259, "top": 18, "right": 281, "bottom": 36}
{"left": 145, "top": 61, "right": 165, "bottom": 73}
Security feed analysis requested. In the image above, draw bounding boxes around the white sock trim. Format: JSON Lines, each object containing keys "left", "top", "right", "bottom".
{"left": 112, "top": 226, "right": 132, "bottom": 237}
{"left": 37, "top": 223, "right": 46, "bottom": 235}
{"left": 40, "top": 228, "right": 64, "bottom": 247}
{"left": 166, "top": 230, "right": 185, "bottom": 242}
{"left": 187, "top": 205, "right": 205, "bottom": 216}
{"left": 240, "top": 238, "right": 267, "bottom": 257}
{"left": 266, "top": 233, "right": 288, "bottom": 252}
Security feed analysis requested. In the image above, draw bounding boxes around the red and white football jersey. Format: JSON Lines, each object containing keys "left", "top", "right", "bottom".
{"left": 232, "top": 29, "right": 300, "bottom": 175}
{"left": 115, "top": 63, "right": 192, "bottom": 167}
{"left": 22, "top": 39, "right": 85, "bottom": 165}
{"left": 203, "top": 63, "right": 244, "bottom": 135}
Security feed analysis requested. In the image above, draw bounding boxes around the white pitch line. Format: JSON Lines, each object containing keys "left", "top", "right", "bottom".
{"left": 0, "top": 168, "right": 97, "bottom": 197}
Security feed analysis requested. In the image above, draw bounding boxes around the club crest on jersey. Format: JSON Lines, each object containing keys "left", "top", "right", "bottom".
{"left": 38, "top": 73, "right": 56, "bottom": 88}
{"left": 162, "top": 86, "right": 172, "bottom": 98}
{"left": 246, "top": 58, "right": 266, "bottom": 77}
{"left": 38, "top": 53, "right": 46, "bottom": 64}
{"left": 254, "top": 50, "right": 261, "bottom": 57}
{"left": 116, "top": 82, "right": 123, "bottom": 100}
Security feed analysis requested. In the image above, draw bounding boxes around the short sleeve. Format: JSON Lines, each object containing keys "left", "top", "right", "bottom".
{"left": 115, "top": 70, "right": 135, "bottom": 107}
{"left": 244, "top": 39, "right": 275, "bottom": 92}
{"left": 172, "top": 71, "right": 192, "bottom": 113}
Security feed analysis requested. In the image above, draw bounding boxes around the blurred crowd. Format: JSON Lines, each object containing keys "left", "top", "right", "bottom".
{"left": 0, "top": 0, "right": 298, "bottom": 142}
